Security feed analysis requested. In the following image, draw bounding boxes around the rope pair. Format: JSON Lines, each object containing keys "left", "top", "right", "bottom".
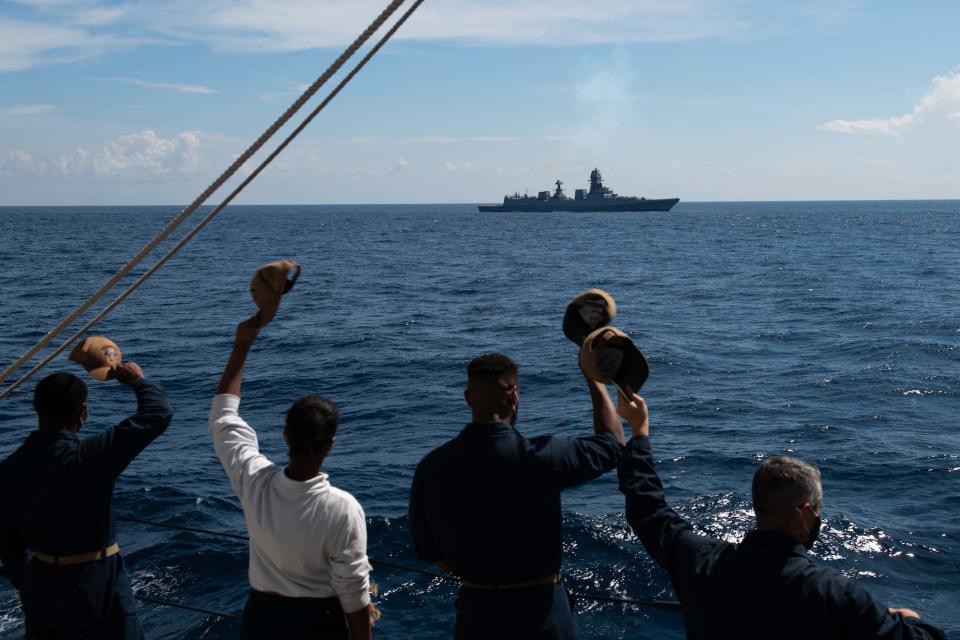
{"left": 0, "top": 0, "right": 425, "bottom": 401}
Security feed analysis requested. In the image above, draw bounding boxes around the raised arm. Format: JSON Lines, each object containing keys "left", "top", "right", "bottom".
{"left": 617, "top": 391, "right": 712, "bottom": 574}
{"left": 79, "top": 362, "right": 174, "bottom": 477}
{"left": 584, "top": 371, "right": 624, "bottom": 446}
{"left": 210, "top": 316, "right": 271, "bottom": 499}
{"left": 217, "top": 315, "right": 260, "bottom": 396}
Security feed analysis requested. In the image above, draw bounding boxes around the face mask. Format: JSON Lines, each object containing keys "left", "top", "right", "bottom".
{"left": 803, "top": 513, "right": 822, "bottom": 551}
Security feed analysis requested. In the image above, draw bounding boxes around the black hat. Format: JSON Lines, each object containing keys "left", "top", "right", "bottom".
{"left": 579, "top": 327, "right": 649, "bottom": 398}
{"left": 562, "top": 289, "right": 617, "bottom": 346}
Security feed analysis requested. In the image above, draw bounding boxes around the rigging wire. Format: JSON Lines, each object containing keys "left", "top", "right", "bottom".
{"left": 0, "top": 0, "right": 413, "bottom": 401}
{"left": 134, "top": 595, "right": 242, "bottom": 621}
{"left": 117, "top": 515, "right": 683, "bottom": 613}
{"left": 0, "top": 0, "right": 426, "bottom": 405}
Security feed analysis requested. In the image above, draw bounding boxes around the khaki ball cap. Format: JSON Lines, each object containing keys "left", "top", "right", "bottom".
{"left": 69, "top": 336, "right": 122, "bottom": 381}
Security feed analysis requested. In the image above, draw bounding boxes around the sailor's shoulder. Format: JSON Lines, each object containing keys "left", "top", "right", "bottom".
{"left": 415, "top": 435, "right": 464, "bottom": 469}
{"left": 325, "top": 484, "right": 366, "bottom": 517}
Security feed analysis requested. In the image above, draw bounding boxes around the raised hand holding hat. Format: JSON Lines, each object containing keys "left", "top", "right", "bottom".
{"left": 69, "top": 336, "right": 123, "bottom": 381}
{"left": 250, "top": 260, "right": 301, "bottom": 327}
{"left": 579, "top": 326, "right": 649, "bottom": 399}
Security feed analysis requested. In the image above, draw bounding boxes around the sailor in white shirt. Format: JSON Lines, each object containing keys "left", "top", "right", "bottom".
{"left": 210, "top": 315, "right": 373, "bottom": 640}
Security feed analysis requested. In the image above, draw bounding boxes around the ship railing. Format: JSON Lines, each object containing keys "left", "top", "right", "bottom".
{"left": 113, "top": 515, "right": 682, "bottom": 622}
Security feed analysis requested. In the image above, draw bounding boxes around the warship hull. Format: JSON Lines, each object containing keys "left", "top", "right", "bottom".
{"left": 478, "top": 197, "right": 679, "bottom": 212}
{"left": 479, "top": 169, "right": 679, "bottom": 213}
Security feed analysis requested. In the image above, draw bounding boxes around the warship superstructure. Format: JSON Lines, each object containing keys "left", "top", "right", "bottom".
{"left": 478, "top": 169, "right": 679, "bottom": 212}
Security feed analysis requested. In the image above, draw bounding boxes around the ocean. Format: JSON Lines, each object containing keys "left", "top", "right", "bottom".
{"left": 0, "top": 201, "right": 958, "bottom": 638}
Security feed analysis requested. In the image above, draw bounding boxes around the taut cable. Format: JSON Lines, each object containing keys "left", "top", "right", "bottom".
{"left": 0, "top": 0, "right": 427, "bottom": 402}
{"left": 0, "top": 0, "right": 410, "bottom": 400}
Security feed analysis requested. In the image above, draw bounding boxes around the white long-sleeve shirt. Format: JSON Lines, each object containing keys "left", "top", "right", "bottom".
{"left": 208, "top": 394, "right": 371, "bottom": 613}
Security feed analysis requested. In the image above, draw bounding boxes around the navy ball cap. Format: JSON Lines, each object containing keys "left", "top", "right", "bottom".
{"left": 33, "top": 372, "right": 88, "bottom": 421}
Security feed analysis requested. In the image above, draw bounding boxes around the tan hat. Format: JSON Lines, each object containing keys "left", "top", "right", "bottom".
{"left": 250, "top": 260, "right": 301, "bottom": 326}
{"left": 579, "top": 326, "right": 649, "bottom": 397}
{"left": 563, "top": 289, "right": 617, "bottom": 345}
{"left": 69, "top": 336, "right": 122, "bottom": 381}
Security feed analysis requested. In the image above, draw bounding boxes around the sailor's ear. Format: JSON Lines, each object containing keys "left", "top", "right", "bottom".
{"left": 463, "top": 387, "right": 472, "bottom": 407}
{"left": 78, "top": 402, "right": 88, "bottom": 424}
{"left": 282, "top": 428, "right": 289, "bottom": 443}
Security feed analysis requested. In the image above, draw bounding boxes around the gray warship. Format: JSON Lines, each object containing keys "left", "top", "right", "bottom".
{"left": 478, "top": 168, "right": 679, "bottom": 212}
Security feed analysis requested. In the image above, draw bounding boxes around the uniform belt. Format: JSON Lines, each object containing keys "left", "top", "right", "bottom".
{"left": 29, "top": 543, "right": 120, "bottom": 566}
{"left": 462, "top": 572, "right": 561, "bottom": 590}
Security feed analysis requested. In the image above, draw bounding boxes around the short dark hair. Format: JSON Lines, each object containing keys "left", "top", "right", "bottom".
{"left": 285, "top": 395, "right": 339, "bottom": 457}
{"left": 33, "top": 373, "right": 88, "bottom": 422}
{"left": 752, "top": 456, "right": 822, "bottom": 522}
{"left": 467, "top": 353, "right": 518, "bottom": 382}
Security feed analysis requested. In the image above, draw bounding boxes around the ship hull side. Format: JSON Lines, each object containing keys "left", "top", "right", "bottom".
{"left": 477, "top": 198, "right": 680, "bottom": 212}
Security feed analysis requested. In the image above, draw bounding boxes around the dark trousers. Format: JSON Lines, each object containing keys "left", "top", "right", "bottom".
{"left": 19, "top": 554, "right": 142, "bottom": 640}
{"left": 240, "top": 590, "right": 348, "bottom": 640}
{"left": 454, "top": 583, "right": 579, "bottom": 640}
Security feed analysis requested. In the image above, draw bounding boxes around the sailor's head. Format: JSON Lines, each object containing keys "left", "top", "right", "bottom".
{"left": 752, "top": 456, "right": 823, "bottom": 550}
{"left": 283, "top": 395, "right": 339, "bottom": 460}
{"left": 465, "top": 353, "right": 519, "bottom": 426}
{"left": 33, "top": 372, "right": 88, "bottom": 431}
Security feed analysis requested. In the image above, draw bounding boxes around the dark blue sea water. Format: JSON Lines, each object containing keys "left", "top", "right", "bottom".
{"left": 1, "top": 201, "right": 958, "bottom": 639}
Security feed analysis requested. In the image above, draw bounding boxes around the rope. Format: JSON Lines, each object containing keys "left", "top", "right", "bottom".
{"left": 117, "top": 515, "right": 247, "bottom": 541}
{"left": 134, "top": 594, "right": 242, "bottom": 620}
{"left": 116, "top": 515, "right": 682, "bottom": 611}
{"left": 0, "top": 0, "right": 411, "bottom": 401}
{"left": 0, "top": 0, "right": 427, "bottom": 404}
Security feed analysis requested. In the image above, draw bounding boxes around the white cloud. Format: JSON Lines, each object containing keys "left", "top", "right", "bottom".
{"left": 73, "top": 6, "right": 127, "bottom": 27}
{"left": 96, "top": 76, "right": 219, "bottom": 94}
{"left": 818, "top": 114, "right": 916, "bottom": 135}
{"left": 142, "top": 1, "right": 747, "bottom": 53}
{"left": 89, "top": 130, "right": 200, "bottom": 176}
{"left": 0, "top": 103, "right": 57, "bottom": 115}
{"left": 0, "top": 149, "right": 42, "bottom": 175}
{"left": 819, "top": 70, "right": 960, "bottom": 135}
{"left": 341, "top": 134, "right": 570, "bottom": 145}
{"left": 0, "top": 16, "right": 105, "bottom": 71}
{"left": 0, "top": 0, "right": 774, "bottom": 73}
{"left": 3, "top": 130, "right": 203, "bottom": 179}
{"left": 390, "top": 157, "right": 410, "bottom": 174}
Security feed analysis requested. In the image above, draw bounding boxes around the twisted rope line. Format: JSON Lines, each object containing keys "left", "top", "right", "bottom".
{"left": 0, "top": 0, "right": 409, "bottom": 400}
{"left": 0, "top": 0, "right": 427, "bottom": 403}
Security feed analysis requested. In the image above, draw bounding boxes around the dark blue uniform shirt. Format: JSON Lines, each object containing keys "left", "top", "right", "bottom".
{"left": 0, "top": 378, "right": 172, "bottom": 639}
{"left": 618, "top": 435, "right": 945, "bottom": 640}
{"left": 409, "top": 421, "right": 623, "bottom": 585}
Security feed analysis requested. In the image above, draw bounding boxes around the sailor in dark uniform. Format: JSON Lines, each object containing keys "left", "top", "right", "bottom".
{"left": 0, "top": 364, "right": 172, "bottom": 639}
{"left": 409, "top": 353, "right": 625, "bottom": 639}
{"left": 615, "top": 389, "right": 945, "bottom": 640}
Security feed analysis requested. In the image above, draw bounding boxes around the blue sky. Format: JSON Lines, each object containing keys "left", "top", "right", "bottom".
{"left": 1, "top": 0, "right": 958, "bottom": 205}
